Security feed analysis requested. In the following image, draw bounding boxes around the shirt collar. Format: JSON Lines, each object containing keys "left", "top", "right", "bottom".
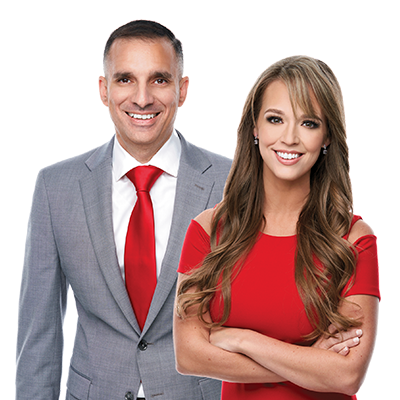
{"left": 113, "top": 130, "right": 182, "bottom": 181}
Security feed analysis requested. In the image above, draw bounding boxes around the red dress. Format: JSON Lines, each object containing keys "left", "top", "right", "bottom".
{"left": 177, "top": 216, "right": 380, "bottom": 400}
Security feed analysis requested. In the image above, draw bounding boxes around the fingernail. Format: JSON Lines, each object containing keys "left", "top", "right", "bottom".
{"left": 356, "top": 329, "right": 363, "bottom": 336}
{"left": 353, "top": 337, "right": 360, "bottom": 344}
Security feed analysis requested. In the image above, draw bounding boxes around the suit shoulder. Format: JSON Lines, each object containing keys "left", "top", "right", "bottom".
{"left": 200, "top": 147, "right": 231, "bottom": 166}
{"left": 183, "top": 139, "right": 231, "bottom": 168}
{"left": 39, "top": 139, "right": 113, "bottom": 178}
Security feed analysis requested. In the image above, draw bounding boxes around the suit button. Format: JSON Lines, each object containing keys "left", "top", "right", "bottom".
{"left": 138, "top": 339, "right": 148, "bottom": 351}
{"left": 125, "top": 391, "right": 134, "bottom": 400}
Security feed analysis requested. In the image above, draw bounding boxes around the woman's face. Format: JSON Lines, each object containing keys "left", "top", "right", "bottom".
{"left": 254, "top": 79, "right": 329, "bottom": 187}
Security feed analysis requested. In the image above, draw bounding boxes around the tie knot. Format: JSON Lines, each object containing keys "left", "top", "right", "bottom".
{"left": 126, "top": 166, "right": 163, "bottom": 192}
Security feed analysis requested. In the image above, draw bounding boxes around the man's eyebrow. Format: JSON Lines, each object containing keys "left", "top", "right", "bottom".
{"left": 112, "top": 71, "right": 134, "bottom": 81}
{"left": 112, "top": 71, "right": 174, "bottom": 82}
{"left": 149, "top": 71, "right": 173, "bottom": 81}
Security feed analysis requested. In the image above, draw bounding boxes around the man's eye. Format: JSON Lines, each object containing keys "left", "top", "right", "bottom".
{"left": 119, "top": 78, "right": 131, "bottom": 83}
{"left": 155, "top": 78, "right": 167, "bottom": 84}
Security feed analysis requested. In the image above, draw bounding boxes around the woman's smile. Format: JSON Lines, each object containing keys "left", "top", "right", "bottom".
{"left": 254, "top": 80, "right": 328, "bottom": 184}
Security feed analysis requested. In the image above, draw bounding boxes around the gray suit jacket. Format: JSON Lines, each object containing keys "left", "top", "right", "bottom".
{"left": 17, "top": 132, "right": 231, "bottom": 400}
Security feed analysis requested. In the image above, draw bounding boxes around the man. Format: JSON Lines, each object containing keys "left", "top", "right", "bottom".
{"left": 17, "top": 20, "right": 231, "bottom": 399}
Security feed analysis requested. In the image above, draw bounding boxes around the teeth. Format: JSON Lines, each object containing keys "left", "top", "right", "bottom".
{"left": 127, "top": 113, "right": 157, "bottom": 120}
{"left": 277, "top": 151, "right": 300, "bottom": 160}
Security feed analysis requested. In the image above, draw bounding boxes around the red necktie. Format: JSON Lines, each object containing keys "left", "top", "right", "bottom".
{"left": 125, "top": 166, "right": 163, "bottom": 330}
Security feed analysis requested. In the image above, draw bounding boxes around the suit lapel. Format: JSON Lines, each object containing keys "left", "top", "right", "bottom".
{"left": 144, "top": 133, "right": 216, "bottom": 332}
{"left": 78, "top": 134, "right": 218, "bottom": 335}
{"left": 79, "top": 137, "right": 140, "bottom": 334}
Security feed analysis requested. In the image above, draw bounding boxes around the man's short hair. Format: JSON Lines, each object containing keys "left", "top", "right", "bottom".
{"left": 103, "top": 20, "right": 184, "bottom": 76}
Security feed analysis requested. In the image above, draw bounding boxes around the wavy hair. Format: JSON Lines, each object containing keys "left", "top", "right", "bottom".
{"left": 177, "top": 56, "right": 359, "bottom": 340}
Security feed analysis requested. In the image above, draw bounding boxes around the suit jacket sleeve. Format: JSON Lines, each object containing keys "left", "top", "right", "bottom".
{"left": 16, "top": 169, "right": 67, "bottom": 399}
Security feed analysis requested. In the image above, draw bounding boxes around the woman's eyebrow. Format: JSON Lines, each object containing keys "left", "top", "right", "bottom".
{"left": 264, "top": 108, "right": 285, "bottom": 115}
{"left": 299, "top": 112, "right": 324, "bottom": 122}
{"left": 264, "top": 108, "right": 324, "bottom": 123}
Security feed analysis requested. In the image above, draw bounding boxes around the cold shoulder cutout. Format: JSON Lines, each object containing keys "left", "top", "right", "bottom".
{"left": 193, "top": 208, "right": 214, "bottom": 236}
{"left": 348, "top": 218, "right": 375, "bottom": 245}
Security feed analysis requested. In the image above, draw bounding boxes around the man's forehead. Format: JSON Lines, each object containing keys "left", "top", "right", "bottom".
{"left": 104, "top": 37, "right": 178, "bottom": 74}
{"left": 108, "top": 37, "right": 175, "bottom": 59}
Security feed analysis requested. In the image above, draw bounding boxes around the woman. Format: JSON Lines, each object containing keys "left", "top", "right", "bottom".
{"left": 174, "top": 56, "right": 379, "bottom": 399}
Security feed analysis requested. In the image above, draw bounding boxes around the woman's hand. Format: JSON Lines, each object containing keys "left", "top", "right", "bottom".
{"left": 210, "top": 324, "right": 363, "bottom": 356}
{"left": 312, "top": 324, "right": 363, "bottom": 355}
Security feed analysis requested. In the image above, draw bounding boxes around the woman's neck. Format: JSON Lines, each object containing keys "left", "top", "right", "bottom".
{"left": 262, "top": 176, "right": 310, "bottom": 236}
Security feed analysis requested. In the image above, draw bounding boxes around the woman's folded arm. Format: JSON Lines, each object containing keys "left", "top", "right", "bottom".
{"left": 173, "top": 273, "right": 286, "bottom": 383}
{"left": 209, "top": 294, "right": 378, "bottom": 395}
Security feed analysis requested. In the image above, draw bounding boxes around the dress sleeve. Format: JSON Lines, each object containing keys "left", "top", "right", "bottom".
{"left": 177, "top": 219, "right": 212, "bottom": 274}
{"left": 343, "top": 235, "right": 380, "bottom": 300}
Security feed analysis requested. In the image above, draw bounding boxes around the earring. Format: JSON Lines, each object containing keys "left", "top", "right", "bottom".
{"left": 322, "top": 144, "right": 328, "bottom": 155}
{"left": 254, "top": 136, "right": 259, "bottom": 145}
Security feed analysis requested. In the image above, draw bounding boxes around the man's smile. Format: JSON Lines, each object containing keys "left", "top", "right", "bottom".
{"left": 126, "top": 112, "right": 160, "bottom": 120}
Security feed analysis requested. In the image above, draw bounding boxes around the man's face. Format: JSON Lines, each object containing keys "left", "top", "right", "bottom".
{"left": 99, "top": 38, "right": 189, "bottom": 162}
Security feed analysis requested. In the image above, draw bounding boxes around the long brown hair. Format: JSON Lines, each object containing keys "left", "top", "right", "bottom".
{"left": 177, "top": 56, "right": 358, "bottom": 340}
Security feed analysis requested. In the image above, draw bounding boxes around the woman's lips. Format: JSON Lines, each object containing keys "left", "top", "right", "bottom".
{"left": 274, "top": 150, "right": 303, "bottom": 165}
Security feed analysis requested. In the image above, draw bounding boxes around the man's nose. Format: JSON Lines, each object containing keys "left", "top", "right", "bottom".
{"left": 130, "top": 83, "right": 154, "bottom": 109}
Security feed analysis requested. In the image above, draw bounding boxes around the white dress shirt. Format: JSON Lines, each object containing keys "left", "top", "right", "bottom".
{"left": 112, "top": 130, "right": 181, "bottom": 280}
{"left": 112, "top": 130, "right": 181, "bottom": 399}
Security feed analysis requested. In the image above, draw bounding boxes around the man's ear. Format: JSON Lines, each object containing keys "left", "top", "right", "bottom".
{"left": 178, "top": 76, "right": 189, "bottom": 107}
{"left": 99, "top": 76, "right": 109, "bottom": 106}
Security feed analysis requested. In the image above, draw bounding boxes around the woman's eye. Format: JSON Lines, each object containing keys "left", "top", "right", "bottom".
{"left": 302, "top": 120, "right": 320, "bottom": 129}
{"left": 267, "top": 116, "right": 282, "bottom": 124}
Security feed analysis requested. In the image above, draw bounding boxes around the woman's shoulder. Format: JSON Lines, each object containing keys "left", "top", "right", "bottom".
{"left": 347, "top": 216, "right": 375, "bottom": 244}
{"left": 194, "top": 208, "right": 215, "bottom": 236}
